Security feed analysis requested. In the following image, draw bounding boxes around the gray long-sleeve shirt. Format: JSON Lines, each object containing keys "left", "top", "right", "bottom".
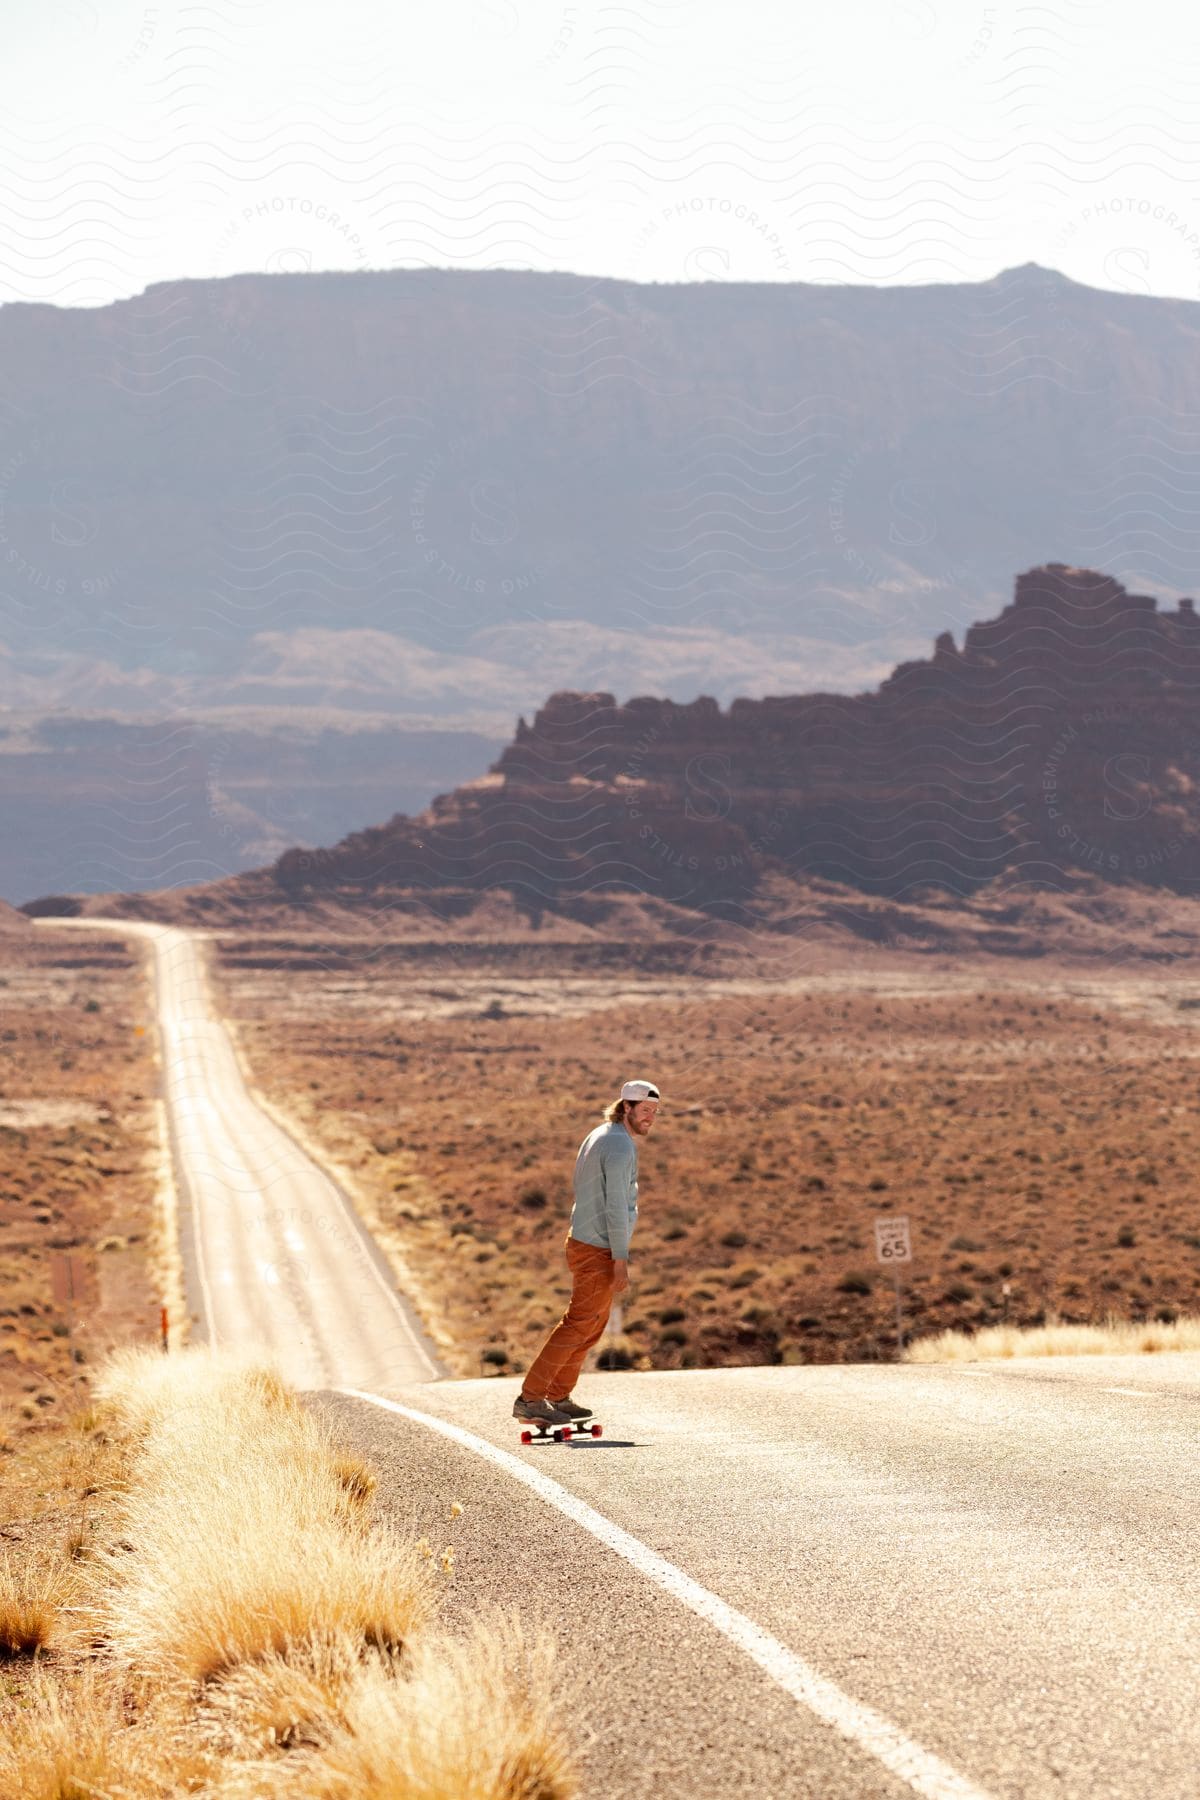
{"left": 568, "top": 1120, "right": 638, "bottom": 1260}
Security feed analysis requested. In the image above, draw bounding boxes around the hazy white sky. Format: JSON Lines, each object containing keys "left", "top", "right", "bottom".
{"left": 3, "top": 0, "right": 1199, "bottom": 305}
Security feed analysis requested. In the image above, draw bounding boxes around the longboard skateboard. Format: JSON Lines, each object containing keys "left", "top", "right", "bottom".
{"left": 519, "top": 1421, "right": 604, "bottom": 1444}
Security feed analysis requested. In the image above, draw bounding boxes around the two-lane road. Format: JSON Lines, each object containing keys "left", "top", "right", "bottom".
{"left": 40, "top": 917, "right": 439, "bottom": 1390}
{"left": 330, "top": 1358, "right": 1200, "bottom": 1800}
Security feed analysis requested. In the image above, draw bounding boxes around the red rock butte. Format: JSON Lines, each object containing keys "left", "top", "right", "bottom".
{"left": 29, "top": 563, "right": 1200, "bottom": 924}
{"left": 255, "top": 565, "right": 1200, "bottom": 911}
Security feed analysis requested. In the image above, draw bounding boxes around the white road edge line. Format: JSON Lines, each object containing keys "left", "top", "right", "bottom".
{"left": 337, "top": 1387, "right": 997, "bottom": 1800}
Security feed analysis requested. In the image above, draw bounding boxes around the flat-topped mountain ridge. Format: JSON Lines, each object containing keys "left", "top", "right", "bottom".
{"left": 7, "top": 263, "right": 1200, "bottom": 904}
{"left": 3, "top": 262, "right": 1200, "bottom": 680}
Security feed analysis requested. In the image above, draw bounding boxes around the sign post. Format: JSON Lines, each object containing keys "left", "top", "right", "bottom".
{"left": 873, "top": 1216, "right": 912, "bottom": 1357}
{"left": 50, "top": 1252, "right": 86, "bottom": 1398}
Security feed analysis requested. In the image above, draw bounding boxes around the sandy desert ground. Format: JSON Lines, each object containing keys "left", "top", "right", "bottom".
{"left": 0, "top": 919, "right": 165, "bottom": 1572}
{"left": 209, "top": 935, "right": 1200, "bottom": 1379}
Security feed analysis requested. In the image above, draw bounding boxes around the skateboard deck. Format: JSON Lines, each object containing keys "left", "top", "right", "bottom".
{"left": 518, "top": 1420, "right": 603, "bottom": 1444}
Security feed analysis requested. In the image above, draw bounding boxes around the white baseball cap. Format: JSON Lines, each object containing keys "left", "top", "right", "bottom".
{"left": 620, "top": 1079, "right": 661, "bottom": 1103}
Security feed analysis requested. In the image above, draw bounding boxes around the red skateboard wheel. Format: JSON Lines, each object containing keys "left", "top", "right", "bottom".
{"left": 559, "top": 1427, "right": 571, "bottom": 1440}
{"left": 591, "top": 1424, "right": 603, "bottom": 1438}
{"left": 520, "top": 1430, "right": 532, "bottom": 1444}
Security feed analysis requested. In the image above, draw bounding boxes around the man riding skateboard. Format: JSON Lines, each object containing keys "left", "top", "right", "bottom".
{"left": 513, "top": 1078, "right": 660, "bottom": 1429}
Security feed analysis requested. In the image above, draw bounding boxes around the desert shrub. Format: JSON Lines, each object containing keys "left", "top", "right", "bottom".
{"left": 657, "top": 1307, "right": 685, "bottom": 1326}
{"left": 519, "top": 1187, "right": 547, "bottom": 1211}
{"left": 0, "top": 1556, "right": 65, "bottom": 1658}
{"left": 1117, "top": 1226, "right": 1136, "bottom": 1248}
{"left": 19, "top": 895, "right": 81, "bottom": 918}
{"left": 719, "top": 1229, "right": 747, "bottom": 1249}
{"left": 836, "top": 1272, "right": 872, "bottom": 1296}
{"left": 331, "top": 1456, "right": 378, "bottom": 1508}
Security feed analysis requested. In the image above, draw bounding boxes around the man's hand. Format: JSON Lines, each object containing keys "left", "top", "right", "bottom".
{"left": 612, "top": 1258, "right": 629, "bottom": 1295}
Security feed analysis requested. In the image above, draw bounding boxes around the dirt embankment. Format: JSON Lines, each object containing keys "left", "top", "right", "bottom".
{"left": 0, "top": 921, "right": 166, "bottom": 1453}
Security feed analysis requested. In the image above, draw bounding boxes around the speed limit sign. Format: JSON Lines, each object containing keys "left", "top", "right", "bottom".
{"left": 874, "top": 1216, "right": 912, "bottom": 1265}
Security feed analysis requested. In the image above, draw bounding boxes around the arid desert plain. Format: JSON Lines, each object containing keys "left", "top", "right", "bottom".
{"left": 203, "top": 930, "right": 1200, "bottom": 1379}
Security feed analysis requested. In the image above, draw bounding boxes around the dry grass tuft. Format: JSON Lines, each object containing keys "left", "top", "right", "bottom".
{"left": 331, "top": 1454, "right": 378, "bottom": 1508}
{"left": 92, "top": 1345, "right": 298, "bottom": 1444}
{"left": 0, "top": 1672, "right": 226, "bottom": 1800}
{"left": 91, "top": 1350, "right": 433, "bottom": 1684}
{"left": 0, "top": 1553, "right": 71, "bottom": 1660}
{"left": 3, "top": 1346, "right": 573, "bottom": 1800}
{"left": 200, "top": 1630, "right": 370, "bottom": 1753}
{"left": 905, "top": 1313, "right": 1200, "bottom": 1362}
{"left": 214, "top": 1617, "right": 577, "bottom": 1800}
{"left": 0, "top": 1670, "right": 124, "bottom": 1800}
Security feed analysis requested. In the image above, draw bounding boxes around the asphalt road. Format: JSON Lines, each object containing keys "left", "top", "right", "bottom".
{"left": 38, "top": 919, "right": 1200, "bottom": 1799}
{"left": 38, "top": 916, "right": 439, "bottom": 1389}
{"left": 325, "top": 1359, "right": 1200, "bottom": 1800}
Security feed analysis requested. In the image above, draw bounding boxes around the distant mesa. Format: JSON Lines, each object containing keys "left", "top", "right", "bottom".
{"left": 39, "top": 562, "right": 1198, "bottom": 932}
{"left": 262, "top": 563, "right": 1200, "bottom": 909}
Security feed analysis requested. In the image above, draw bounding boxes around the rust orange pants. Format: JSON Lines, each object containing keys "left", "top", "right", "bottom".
{"left": 522, "top": 1236, "right": 618, "bottom": 1401}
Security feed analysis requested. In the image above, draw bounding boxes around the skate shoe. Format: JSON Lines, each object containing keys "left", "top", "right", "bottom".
{"left": 548, "top": 1396, "right": 594, "bottom": 1421}
{"left": 512, "top": 1395, "right": 572, "bottom": 1427}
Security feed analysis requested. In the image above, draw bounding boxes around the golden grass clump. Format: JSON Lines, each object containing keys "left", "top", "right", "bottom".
{"left": 0, "top": 1553, "right": 71, "bottom": 1660}
{"left": 0, "top": 1671, "right": 225, "bottom": 1800}
{"left": 1, "top": 1346, "right": 574, "bottom": 1800}
{"left": 331, "top": 1453, "right": 378, "bottom": 1508}
{"left": 0, "top": 1670, "right": 124, "bottom": 1800}
{"left": 904, "top": 1312, "right": 1200, "bottom": 1362}
{"left": 91, "top": 1350, "right": 434, "bottom": 1684}
{"left": 212, "top": 1618, "right": 577, "bottom": 1800}
{"left": 200, "top": 1629, "right": 370, "bottom": 1753}
{"left": 92, "top": 1344, "right": 298, "bottom": 1444}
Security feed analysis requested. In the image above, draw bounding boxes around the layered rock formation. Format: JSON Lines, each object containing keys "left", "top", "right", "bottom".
{"left": 267, "top": 565, "right": 1200, "bottom": 909}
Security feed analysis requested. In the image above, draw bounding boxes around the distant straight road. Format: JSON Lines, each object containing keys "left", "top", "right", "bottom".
{"left": 38, "top": 917, "right": 439, "bottom": 1389}
{"left": 37, "top": 918, "right": 1200, "bottom": 1799}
